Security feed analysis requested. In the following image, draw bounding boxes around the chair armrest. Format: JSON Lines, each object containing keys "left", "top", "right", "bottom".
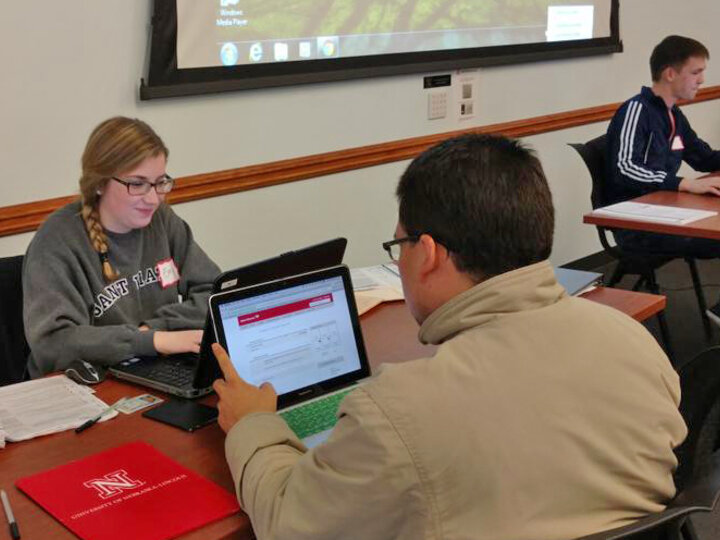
{"left": 597, "top": 226, "right": 624, "bottom": 261}
{"left": 575, "top": 452, "right": 720, "bottom": 540}
{"left": 671, "top": 452, "right": 720, "bottom": 511}
{"left": 574, "top": 506, "right": 703, "bottom": 540}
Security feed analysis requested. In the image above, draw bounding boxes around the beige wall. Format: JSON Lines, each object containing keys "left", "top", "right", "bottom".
{"left": 1, "top": 1, "right": 719, "bottom": 269}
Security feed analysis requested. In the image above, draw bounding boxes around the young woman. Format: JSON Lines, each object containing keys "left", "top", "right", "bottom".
{"left": 23, "top": 117, "right": 221, "bottom": 377}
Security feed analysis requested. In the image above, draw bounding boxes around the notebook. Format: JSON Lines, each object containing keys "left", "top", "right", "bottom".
{"left": 554, "top": 267, "right": 603, "bottom": 296}
{"left": 208, "top": 265, "right": 371, "bottom": 447}
{"left": 16, "top": 441, "right": 239, "bottom": 540}
{"left": 108, "top": 238, "right": 347, "bottom": 399}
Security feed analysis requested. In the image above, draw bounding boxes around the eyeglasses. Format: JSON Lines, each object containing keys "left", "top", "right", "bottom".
{"left": 111, "top": 174, "right": 174, "bottom": 196}
{"left": 382, "top": 235, "right": 420, "bottom": 262}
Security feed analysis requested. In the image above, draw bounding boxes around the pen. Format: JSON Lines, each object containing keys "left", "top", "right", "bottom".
{"left": 75, "top": 397, "right": 128, "bottom": 434}
{"left": 1, "top": 489, "right": 20, "bottom": 540}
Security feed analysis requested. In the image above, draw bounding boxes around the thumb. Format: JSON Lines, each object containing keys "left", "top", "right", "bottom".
{"left": 260, "top": 381, "right": 277, "bottom": 396}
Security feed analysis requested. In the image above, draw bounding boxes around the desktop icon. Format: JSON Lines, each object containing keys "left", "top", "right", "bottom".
{"left": 298, "top": 41, "right": 312, "bottom": 59}
{"left": 274, "top": 42, "right": 289, "bottom": 61}
{"left": 316, "top": 36, "right": 339, "bottom": 58}
{"left": 248, "top": 42, "right": 263, "bottom": 62}
{"left": 220, "top": 0, "right": 239, "bottom": 6}
{"left": 219, "top": 42, "right": 238, "bottom": 66}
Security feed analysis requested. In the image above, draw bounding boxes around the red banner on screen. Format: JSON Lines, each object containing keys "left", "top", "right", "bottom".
{"left": 238, "top": 293, "right": 333, "bottom": 326}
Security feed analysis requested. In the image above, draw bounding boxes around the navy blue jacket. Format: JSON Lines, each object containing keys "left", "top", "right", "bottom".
{"left": 605, "top": 86, "right": 720, "bottom": 204}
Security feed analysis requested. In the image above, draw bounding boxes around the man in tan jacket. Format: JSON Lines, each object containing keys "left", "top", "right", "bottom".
{"left": 212, "top": 133, "right": 687, "bottom": 539}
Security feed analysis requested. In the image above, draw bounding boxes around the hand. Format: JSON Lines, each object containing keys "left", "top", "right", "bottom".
{"left": 679, "top": 175, "right": 720, "bottom": 196}
{"left": 138, "top": 325, "right": 150, "bottom": 331}
{"left": 153, "top": 329, "right": 203, "bottom": 354}
{"left": 212, "top": 343, "right": 277, "bottom": 433}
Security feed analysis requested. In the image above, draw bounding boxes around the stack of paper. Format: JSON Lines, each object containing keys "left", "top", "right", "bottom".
{"left": 0, "top": 376, "right": 116, "bottom": 443}
{"left": 593, "top": 201, "right": 716, "bottom": 225}
{"left": 350, "top": 264, "right": 404, "bottom": 315}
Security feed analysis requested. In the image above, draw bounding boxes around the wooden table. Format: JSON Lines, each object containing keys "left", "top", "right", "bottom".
{"left": 0, "top": 302, "right": 432, "bottom": 540}
{"left": 580, "top": 286, "right": 665, "bottom": 322}
{"left": 584, "top": 191, "right": 720, "bottom": 240}
{"left": 0, "top": 290, "right": 664, "bottom": 540}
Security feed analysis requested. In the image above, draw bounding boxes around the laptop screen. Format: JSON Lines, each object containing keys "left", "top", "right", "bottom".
{"left": 193, "top": 237, "right": 348, "bottom": 390}
{"left": 209, "top": 266, "right": 370, "bottom": 405}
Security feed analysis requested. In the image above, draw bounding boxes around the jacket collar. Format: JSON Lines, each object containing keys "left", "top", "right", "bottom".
{"left": 641, "top": 86, "right": 678, "bottom": 114}
{"left": 418, "top": 260, "right": 566, "bottom": 345}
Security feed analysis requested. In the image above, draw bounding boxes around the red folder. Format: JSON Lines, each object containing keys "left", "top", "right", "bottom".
{"left": 16, "top": 441, "right": 240, "bottom": 540}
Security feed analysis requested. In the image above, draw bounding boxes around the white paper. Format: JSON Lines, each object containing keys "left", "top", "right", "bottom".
{"left": 353, "top": 294, "right": 383, "bottom": 316}
{"left": 593, "top": 201, "right": 716, "bottom": 225}
{"left": 576, "top": 284, "right": 597, "bottom": 296}
{"left": 350, "top": 264, "right": 403, "bottom": 292}
{"left": 0, "top": 376, "right": 117, "bottom": 442}
{"left": 350, "top": 265, "right": 404, "bottom": 315}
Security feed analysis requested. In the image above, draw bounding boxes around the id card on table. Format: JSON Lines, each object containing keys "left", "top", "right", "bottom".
{"left": 116, "top": 394, "right": 163, "bottom": 414}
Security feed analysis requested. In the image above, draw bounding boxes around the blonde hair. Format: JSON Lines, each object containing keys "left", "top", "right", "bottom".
{"left": 79, "top": 117, "right": 168, "bottom": 282}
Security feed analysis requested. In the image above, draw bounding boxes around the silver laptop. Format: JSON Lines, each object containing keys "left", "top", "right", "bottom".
{"left": 108, "top": 238, "right": 347, "bottom": 399}
{"left": 209, "top": 265, "right": 371, "bottom": 447}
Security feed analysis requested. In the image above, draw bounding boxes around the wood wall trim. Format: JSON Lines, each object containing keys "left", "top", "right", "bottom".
{"left": 2, "top": 85, "right": 720, "bottom": 238}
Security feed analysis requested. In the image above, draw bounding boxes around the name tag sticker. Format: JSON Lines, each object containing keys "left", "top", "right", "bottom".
{"left": 671, "top": 135, "right": 685, "bottom": 151}
{"left": 157, "top": 258, "right": 180, "bottom": 289}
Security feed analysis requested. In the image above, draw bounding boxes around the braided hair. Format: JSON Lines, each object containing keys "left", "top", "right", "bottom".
{"left": 78, "top": 117, "right": 168, "bottom": 282}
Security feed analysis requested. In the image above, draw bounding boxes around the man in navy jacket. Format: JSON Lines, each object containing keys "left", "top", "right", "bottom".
{"left": 606, "top": 35, "right": 720, "bottom": 323}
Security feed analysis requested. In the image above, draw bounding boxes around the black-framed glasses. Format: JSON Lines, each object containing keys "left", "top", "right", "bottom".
{"left": 382, "top": 235, "right": 420, "bottom": 262}
{"left": 111, "top": 174, "right": 174, "bottom": 196}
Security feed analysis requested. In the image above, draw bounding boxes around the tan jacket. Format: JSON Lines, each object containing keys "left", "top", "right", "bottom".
{"left": 225, "top": 260, "right": 686, "bottom": 540}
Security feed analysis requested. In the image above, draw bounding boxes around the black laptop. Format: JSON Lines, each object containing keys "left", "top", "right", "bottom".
{"left": 108, "top": 238, "right": 347, "bottom": 398}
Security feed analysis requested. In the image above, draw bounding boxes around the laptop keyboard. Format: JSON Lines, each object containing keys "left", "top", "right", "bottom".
{"left": 280, "top": 388, "right": 355, "bottom": 440}
{"left": 117, "top": 354, "right": 197, "bottom": 389}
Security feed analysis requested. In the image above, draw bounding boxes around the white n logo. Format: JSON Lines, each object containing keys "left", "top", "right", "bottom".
{"left": 84, "top": 469, "right": 145, "bottom": 499}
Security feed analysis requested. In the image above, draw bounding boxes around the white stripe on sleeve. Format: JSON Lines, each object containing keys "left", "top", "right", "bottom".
{"left": 617, "top": 101, "right": 667, "bottom": 184}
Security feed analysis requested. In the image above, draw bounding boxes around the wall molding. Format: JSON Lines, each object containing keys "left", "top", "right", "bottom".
{"left": 2, "top": 85, "right": 719, "bottom": 238}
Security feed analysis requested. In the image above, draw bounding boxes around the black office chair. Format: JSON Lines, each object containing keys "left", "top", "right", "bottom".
{"left": 575, "top": 346, "right": 720, "bottom": 540}
{"left": 0, "top": 255, "right": 30, "bottom": 385}
{"left": 570, "top": 135, "right": 712, "bottom": 352}
{"left": 574, "top": 455, "right": 720, "bottom": 540}
{"left": 675, "top": 346, "right": 720, "bottom": 490}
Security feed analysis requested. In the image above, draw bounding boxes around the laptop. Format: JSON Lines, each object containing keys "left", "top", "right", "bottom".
{"left": 108, "top": 238, "right": 347, "bottom": 399}
{"left": 208, "top": 265, "right": 371, "bottom": 447}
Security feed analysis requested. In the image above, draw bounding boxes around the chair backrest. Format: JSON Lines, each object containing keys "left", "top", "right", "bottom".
{"left": 675, "top": 346, "right": 720, "bottom": 490}
{"left": 569, "top": 134, "right": 608, "bottom": 210}
{"left": 569, "top": 134, "right": 624, "bottom": 258}
{"left": 0, "top": 255, "right": 29, "bottom": 385}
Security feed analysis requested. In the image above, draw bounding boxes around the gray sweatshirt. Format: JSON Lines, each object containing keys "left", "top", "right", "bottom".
{"left": 23, "top": 200, "right": 220, "bottom": 377}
